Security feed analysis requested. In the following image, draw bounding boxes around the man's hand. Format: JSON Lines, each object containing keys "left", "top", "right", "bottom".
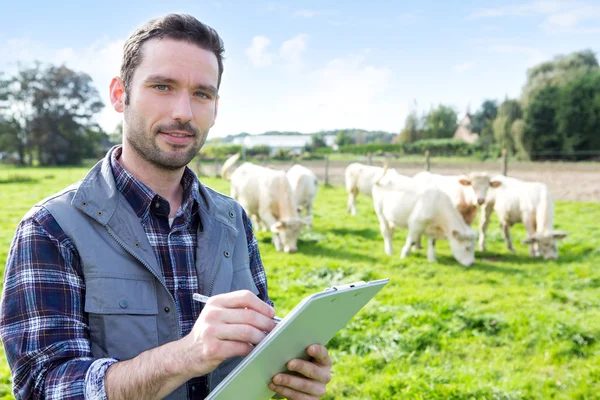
{"left": 268, "top": 344, "right": 332, "bottom": 400}
{"left": 181, "top": 290, "right": 278, "bottom": 376}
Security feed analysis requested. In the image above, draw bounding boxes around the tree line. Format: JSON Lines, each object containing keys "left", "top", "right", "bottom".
{"left": 398, "top": 49, "right": 600, "bottom": 161}
{"left": 0, "top": 63, "right": 110, "bottom": 166}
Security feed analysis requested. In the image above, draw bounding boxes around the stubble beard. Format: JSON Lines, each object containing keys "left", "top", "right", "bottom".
{"left": 124, "top": 109, "right": 208, "bottom": 171}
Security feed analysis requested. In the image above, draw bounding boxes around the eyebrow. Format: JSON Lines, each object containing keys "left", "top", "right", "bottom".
{"left": 145, "top": 74, "right": 218, "bottom": 97}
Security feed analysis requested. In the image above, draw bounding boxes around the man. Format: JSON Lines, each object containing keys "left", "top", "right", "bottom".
{"left": 0, "top": 14, "right": 331, "bottom": 400}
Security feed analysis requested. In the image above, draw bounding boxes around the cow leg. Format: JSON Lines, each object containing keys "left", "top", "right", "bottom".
{"left": 401, "top": 230, "right": 421, "bottom": 259}
{"left": 347, "top": 189, "right": 358, "bottom": 216}
{"left": 522, "top": 212, "right": 538, "bottom": 257}
{"left": 427, "top": 238, "right": 437, "bottom": 262}
{"left": 378, "top": 218, "right": 394, "bottom": 255}
{"left": 412, "top": 234, "right": 423, "bottom": 250}
{"left": 478, "top": 203, "right": 494, "bottom": 251}
{"left": 500, "top": 222, "right": 515, "bottom": 253}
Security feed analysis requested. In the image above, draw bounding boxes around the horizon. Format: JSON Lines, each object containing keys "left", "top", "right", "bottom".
{"left": 2, "top": 0, "right": 599, "bottom": 138}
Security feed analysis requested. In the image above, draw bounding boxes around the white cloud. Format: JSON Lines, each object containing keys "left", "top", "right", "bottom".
{"left": 0, "top": 36, "right": 124, "bottom": 133}
{"left": 467, "top": 0, "right": 600, "bottom": 34}
{"left": 454, "top": 62, "right": 475, "bottom": 73}
{"left": 488, "top": 45, "right": 546, "bottom": 66}
{"left": 295, "top": 9, "right": 318, "bottom": 18}
{"left": 245, "top": 35, "right": 274, "bottom": 68}
{"left": 280, "top": 34, "right": 308, "bottom": 65}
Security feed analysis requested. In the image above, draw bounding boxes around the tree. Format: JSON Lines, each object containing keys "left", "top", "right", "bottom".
{"left": 470, "top": 100, "right": 498, "bottom": 133}
{"left": 422, "top": 104, "right": 458, "bottom": 140}
{"left": 109, "top": 121, "right": 123, "bottom": 145}
{"left": 523, "top": 86, "right": 560, "bottom": 160}
{"left": 335, "top": 130, "right": 353, "bottom": 146}
{"left": 493, "top": 99, "right": 522, "bottom": 154}
{"left": 521, "top": 49, "right": 598, "bottom": 109}
{"left": 0, "top": 63, "right": 105, "bottom": 165}
{"left": 398, "top": 111, "right": 421, "bottom": 143}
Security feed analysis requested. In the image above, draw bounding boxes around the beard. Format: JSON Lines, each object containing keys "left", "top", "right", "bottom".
{"left": 123, "top": 107, "right": 208, "bottom": 171}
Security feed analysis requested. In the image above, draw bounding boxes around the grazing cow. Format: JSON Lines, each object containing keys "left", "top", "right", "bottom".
{"left": 229, "top": 162, "right": 309, "bottom": 253}
{"left": 413, "top": 171, "right": 502, "bottom": 225}
{"left": 479, "top": 176, "right": 568, "bottom": 259}
{"left": 286, "top": 164, "right": 318, "bottom": 222}
{"left": 345, "top": 162, "right": 385, "bottom": 216}
{"left": 372, "top": 169, "right": 476, "bottom": 267}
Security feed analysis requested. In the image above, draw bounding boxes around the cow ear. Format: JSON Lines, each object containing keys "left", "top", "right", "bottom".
{"left": 271, "top": 221, "right": 284, "bottom": 232}
{"left": 458, "top": 178, "right": 471, "bottom": 186}
{"left": 302, "top": 216, "right": 313, "bottom": 226}
{"left": 552, "top": 230, "right": 568, "bottom": 239}
{"left": 452, "top": 230, "right": 460, "bottom": 238}
{"left": 522, "top": 236, "right": 537, "bottom": 245}
{"left": 489, "top": 180, "right": 502, "bottom": 188}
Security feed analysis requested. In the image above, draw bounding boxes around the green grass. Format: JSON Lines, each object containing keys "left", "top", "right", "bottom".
{"left": 1, "top": 166, "right": 599, "bottom": 399}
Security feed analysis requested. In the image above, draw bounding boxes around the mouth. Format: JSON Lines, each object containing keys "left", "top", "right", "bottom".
{"left": 159, "top": 130, "right": 194, "bottom": 145}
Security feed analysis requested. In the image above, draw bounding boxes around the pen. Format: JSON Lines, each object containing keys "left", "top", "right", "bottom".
{"left": 192, "top": 293, "right": 283, "bottom": 324}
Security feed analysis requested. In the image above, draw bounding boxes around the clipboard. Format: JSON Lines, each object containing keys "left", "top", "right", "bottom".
{"left": 206, "top": 278, "right": 390, "bottom": 400}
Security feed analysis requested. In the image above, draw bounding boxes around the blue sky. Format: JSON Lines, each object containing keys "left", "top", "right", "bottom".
{"left": 2, "top": 0, "right": 599, "bottom": 138}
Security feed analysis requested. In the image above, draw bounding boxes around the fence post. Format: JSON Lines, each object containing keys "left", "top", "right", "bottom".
{"left": 502, "top": 148, "right": 508, "bottom": 176}
{"left": 367, "top": 153, "right": 373, "bottom": 165}
{"left": 425, "top": 150, "right": 430, "bottom": 171}
{"left": 324, "top": 155, "right": 330, "bottom": 186}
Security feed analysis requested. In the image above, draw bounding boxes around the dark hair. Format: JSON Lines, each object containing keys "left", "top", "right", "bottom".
{"left": 120, "top": 13, "right": 225, "bottom": 102}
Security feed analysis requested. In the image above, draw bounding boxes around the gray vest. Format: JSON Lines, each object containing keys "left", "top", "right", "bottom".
{"left": 40, "top": 149, "right": 259, "bottom": 399}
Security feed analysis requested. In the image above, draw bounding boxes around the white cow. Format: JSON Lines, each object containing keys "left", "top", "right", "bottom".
{"left": 372, "top": 169, "right": 477, "bottom": 267}
{"left": 345, "top": 162, "right": 385, "bottom": 216}
{"left": 286, "top": 164, "right": 318, "bottom": 222}
{"left": 413, "top": 171, "right": 502, "bottom": 225}
{"left": 479, "top": 176, "right": 568, "bottom": 259}
{"left": 228, "top": 162, "right": 309, "bottom": 253}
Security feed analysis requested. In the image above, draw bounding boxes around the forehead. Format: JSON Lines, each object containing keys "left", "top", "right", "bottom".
{"left": 134, "top": 38, "right": 219, "bottom": 86}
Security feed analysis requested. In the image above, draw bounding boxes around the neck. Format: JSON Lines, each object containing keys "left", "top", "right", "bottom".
{"left": 119, "top": 144, "right": 185, "bottom": 217}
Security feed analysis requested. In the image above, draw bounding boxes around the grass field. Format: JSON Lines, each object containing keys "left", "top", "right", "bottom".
{"left": 0, "top": 166, "right": 599, "bottom": 399}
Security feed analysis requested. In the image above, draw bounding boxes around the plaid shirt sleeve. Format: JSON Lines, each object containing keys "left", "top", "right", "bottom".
{"left": 241, "top": 210, "right": 273, "bottom": 307}
{"left": 0, "top": 207, "right": 115, "bottom": 399}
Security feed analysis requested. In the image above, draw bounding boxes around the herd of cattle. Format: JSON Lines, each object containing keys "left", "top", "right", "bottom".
{"left": 220, "top": 154, "right": 568, "bottom": 266}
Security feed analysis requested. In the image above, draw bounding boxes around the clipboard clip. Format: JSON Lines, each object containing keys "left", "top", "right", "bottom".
{"left": 324, "top": 280, "right": 367, "bottom": 292}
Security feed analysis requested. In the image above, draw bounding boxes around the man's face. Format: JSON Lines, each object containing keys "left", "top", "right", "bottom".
{"left": 121, "top": 38, "right": 219, "bottom": 170}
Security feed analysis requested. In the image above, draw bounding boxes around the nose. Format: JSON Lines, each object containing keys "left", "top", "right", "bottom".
{"left": 172, "top": 92, "right": 193, "bottom": 122}
{"left": 285, "top": 247, "right": 297, "bottom": 253}
{"left": 477, "top": 198, "right": 485, "bottom": 205}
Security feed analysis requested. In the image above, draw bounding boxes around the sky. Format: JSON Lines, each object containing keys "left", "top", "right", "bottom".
{"left": 1, "top": 0, "right": 600, "bottom": 138}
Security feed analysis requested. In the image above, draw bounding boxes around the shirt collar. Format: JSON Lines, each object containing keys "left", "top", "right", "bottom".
{"left": 110, "top": 146, "right": 202, "bottom": 221}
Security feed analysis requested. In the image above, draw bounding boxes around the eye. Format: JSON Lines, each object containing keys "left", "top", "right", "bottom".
{"left": 194, "top": 92, "right": 210, "bottom": 99}
{"left": 154, "top": 85, "right": 170, "bottom": 91}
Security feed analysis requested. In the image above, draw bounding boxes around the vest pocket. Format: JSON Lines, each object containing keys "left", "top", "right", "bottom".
{"left": 85, "top": 275, "right": 159, "bottom": 361}
{"left": 230, "top": 264, "right": 260, "bottom": 295}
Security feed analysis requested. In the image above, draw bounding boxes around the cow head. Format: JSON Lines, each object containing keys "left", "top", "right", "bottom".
{"left": 270, "top": 217, "right": 310, "bottom": 253}
{"left": 448, "top": 228, "right": 477, "bottom": 267}
{"left": 522, "top": 231, "right": 568, "bottom": 259}
{"left": 458, "top": 173, "right": 502, "bottom": 206}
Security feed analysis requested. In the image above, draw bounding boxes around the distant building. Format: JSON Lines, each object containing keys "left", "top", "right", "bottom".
{"left": 453, "top": 113, "right": 479, "bottom": 144}
{"left": 232, "top": 134, "right": 336, "bottom": 154}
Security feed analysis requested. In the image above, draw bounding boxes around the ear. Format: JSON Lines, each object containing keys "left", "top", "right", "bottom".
{"left": 302, "top": 216, "right": 313, "bottom": 226}
{"left": 522, "top": 236, "right": 537, "bottom": 245}
{"left": 452, "top": 230, "right": 460, "bottom": 239}
{"left": 110, "top": 76, "right": 126, "bottom": 113}
{"left": 270, "top": 221, "right": 284, "bottom": 232}
{"left": 489, "top": 180, "right": 502, "bottom": 188}
{"left": 551, "top": 230, "right": 568, "bottom": 240}
{"left": 458, "top": 178, "right": 471, "bottom": 186}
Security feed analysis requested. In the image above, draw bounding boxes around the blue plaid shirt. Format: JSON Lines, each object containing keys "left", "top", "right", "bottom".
{"left": 0, "top": 147, "right": 271, "bottom": 399}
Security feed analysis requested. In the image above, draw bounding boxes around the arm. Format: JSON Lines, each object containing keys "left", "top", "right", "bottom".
{"left": 0, "top": 208, "right": 116, "bottom": 399}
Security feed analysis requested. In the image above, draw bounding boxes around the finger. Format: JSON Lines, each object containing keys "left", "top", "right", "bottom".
{"left": 269, "top": 383, "right": 316, "bottom": 400}
{"left": 269, "top": 373, "right": 326, "bottom": 399}
{"left": 220, "top": 308, "right": 277, "bottom": 332}
{"left": 306, "top": 344, "right": 332, "bottom": 367}
{"left": 211, "top": 290, "right": 275, "bottom": 318}
{"left": 215, "top": 323, "right": 268, "bottom": 345}
{"left": 286, "top": 358, "right": 332, "bottom": 384}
